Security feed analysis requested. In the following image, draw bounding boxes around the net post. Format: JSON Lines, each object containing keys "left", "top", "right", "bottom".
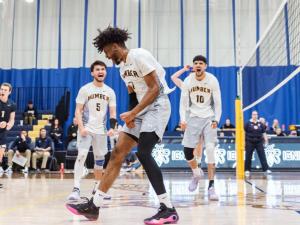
{"left": 235, "top": 96, "right": 245, "bottom": 179}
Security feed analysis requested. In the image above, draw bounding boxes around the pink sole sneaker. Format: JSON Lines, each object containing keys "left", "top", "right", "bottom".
{"left": 144, "top": 214, "right": 179, "bottom": 225}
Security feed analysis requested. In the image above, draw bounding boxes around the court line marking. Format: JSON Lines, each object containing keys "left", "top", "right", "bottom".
{"left": 244, "top": 179, "right": 266, "bottom": 193}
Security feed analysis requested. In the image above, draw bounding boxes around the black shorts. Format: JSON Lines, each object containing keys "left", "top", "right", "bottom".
{"left": 0, "top": 131, "right": 7, "bottom": 146}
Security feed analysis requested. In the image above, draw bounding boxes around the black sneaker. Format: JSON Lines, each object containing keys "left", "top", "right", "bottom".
{"left": 66, "top": 198, "right": 100, "bottom": 221}
{"left": 0, "top": 183, "right": 3, "bottom": 188}
{"left": 144, "top": 203, "right": 179, "bottom": 225}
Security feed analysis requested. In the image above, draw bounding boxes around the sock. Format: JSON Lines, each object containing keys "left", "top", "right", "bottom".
{"left": 93, "top": 190, "right": 105, "bottom": 207}
{"left": 208, "top": 180, "right": 214, "bottom": 189}
{"left": 158, "top": 193, "right": 173, "bottom": 208}
{"left": 192, "top": 168, "right": 201, "bottom": 177}
{"left": 93, "top": 181, "right": 100, "bottom": 193}
{"left": 196, "top": 156, "right": 202, "bottom": 165}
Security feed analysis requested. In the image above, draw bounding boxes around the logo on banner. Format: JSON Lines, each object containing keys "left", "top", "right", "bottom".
{"left": 265, "top": 144, "right": 281, "bottom": 167}
{"left": 204, "top": 144, "right": 226, "bottom": 167}
{"left": 152, "top": 144, "right": 171, "bottom": 167}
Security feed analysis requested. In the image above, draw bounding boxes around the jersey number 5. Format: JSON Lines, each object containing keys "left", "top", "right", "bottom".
{"left": 196, "top": 95, "right": 204, "bottom": 103}
{"left": 96, "top": 103, "right": 101, "bottom": 111}
{"left": 1, "top": 111, "right": 4, "bottom": 118}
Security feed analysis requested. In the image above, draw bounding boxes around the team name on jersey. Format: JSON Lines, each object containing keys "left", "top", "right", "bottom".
{"left": 87, "top": 93, "right": 109, "bottom": 101}
{"left": 122, "top": 70, "right": 139, "bottom": 79}
{"left": 190, "top": 86, "right": 211, "bottom": 94}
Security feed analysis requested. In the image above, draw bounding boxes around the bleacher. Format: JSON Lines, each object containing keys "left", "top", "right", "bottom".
{"left": 6, "top": 110, "right": 54, "bottom": 144}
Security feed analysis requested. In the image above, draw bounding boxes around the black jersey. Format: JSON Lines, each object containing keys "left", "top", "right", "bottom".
{"left": 0, "top": 99, "right": 16, "bottom": 132}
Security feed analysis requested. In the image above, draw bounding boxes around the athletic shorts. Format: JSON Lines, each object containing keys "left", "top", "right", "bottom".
{"left": 77, "top": 132, "right": 108, "bottom": 160}
{"left": 123, "top": 95, "right": 171, "bottom": 141}
{"left": 182, "top": 116, "right": 217, "bottom": 148}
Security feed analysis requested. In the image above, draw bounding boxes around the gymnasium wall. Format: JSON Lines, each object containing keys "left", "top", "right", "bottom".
{"left": 1, "top": 0, "right": 299, "bottom": 130}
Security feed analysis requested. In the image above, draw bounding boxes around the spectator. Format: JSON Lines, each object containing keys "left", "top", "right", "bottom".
{"left": 259, "top": 117, "right": 268, "bottom": 130}
{"left": 289, "top": 130, "right": 297, "bottom": 136}
{"left": 32, "top": 128, "right": 52, "bottom": 172}
{"left": 23, "top": 100, "right": 38, "bottom": 125}
{"left": 6, "top": 130, "right": 32, "bottom": 173}
{"left": 67, "top": 117, "right": 78, "bottom": 145}
{"left": 244, "top": 111, "right": 271, "bottom": 177}
{"left": 221, "top": 118, "right": 235, "bottom": 129}
{"left": 275, "top": 128, "right": 286, "bottom": 136}
{"left": 221, "top": 118, "right": 235, "bottom": 137}
{"left": 50, "top": 118, "right": 63, "bottom": 145}
{"left": 270, "top": 119, "right": 280, "bottom": 133}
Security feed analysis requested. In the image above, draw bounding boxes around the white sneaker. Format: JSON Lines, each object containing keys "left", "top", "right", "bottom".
{"left": 22, "top": 167, "right": 28, "bottom": 173}
{"left": 4, "top": 166, "right": 12, "bottom": 174}
{"left": 188, "top": 175, "right": 202, "bottom": 192}
{"left": 67, "top": 187, "right": 80, "bottom": 201}
{"left": 264, "top": 170, "right": 272, "bottom": 176}
{"left": 245, "top": 171, "right": 250, "bottom": 177}
{"left": 208, "top": 187, "right": 219, "bottom": 201}
{"left": 103, "top": 193, "right": 112, "bottom": 200}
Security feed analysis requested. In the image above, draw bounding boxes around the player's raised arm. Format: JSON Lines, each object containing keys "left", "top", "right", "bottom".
{"left": 171, "top": 65, "right": 190, "bottom": 89}
{"left": 179, "top": 84, "right": 189, "bottom": 129}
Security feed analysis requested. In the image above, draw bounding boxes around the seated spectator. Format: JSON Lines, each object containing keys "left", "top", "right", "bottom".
{"left": 50, "top": 118, "right": 63, "bottom": 146}
{"left": 259, "top": 117, "right": 268, "bottom": 130}
{"left": 275, "top": 128, "right": 286, "bottom": 136}
{"left": 23, "top": 100, "right": 38, "bottom": 125}
{"left": 6, "top": 130, "right": 32, "bottom": 173}
{"left": 32, "top": 128, "right": 52, "bottom": 172}
{"left": 221, "top": 118, "right": 235, "bottom": 129}
{"left": 220, "top": 118, "right": 235, "bottom": 136}
{"left": 270, "top": 119, "right": 280, "bottom": 133}
{"left": 66, "top": 117, "right": 78, "bottom": 145}
{"left": 289, "top": 130, "right": 297, "bottom": 136}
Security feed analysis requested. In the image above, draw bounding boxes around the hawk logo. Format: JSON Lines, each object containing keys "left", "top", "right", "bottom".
{"left": 152, "top": 144, "right": 171, "bottom": 167}
{"left": 265, "top": 144, "right": 281, "bottom": 167}
{"left": 204, "top": 144, "right": 226, "bottom": 167}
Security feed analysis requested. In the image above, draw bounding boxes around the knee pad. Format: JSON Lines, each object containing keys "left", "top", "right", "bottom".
{"left": 205, "top": 143, "right": 216, "bottom": 164}
{"left": 94, "top": 158, "right": 104, "bottom": 170}
{"left": 184, "top": 147, "right": 194, "bottom": 161}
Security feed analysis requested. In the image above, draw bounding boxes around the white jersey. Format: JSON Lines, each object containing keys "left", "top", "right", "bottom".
{"left": 76, "top": 82, "right": 116, "bottom": 134}
{"left": 180, "top": 72, "right": 222, "bottom": 123}
{"left": 119, "top": 48, "right": 173, "bottom": 103}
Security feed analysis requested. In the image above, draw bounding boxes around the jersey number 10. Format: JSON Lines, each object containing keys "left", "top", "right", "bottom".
{"left": 196, "top": 95, "right": 204, "bottom": 103}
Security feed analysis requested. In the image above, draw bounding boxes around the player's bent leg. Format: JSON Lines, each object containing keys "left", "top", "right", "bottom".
{"left": 184, "top": 147, "right": 204, "bottom": 192}
{"left": 66, "top": 132, "right": 137, "bottom": 220}
{"left": 67, "top": 150, "right": 88, "bottom": 201}
{"left": 136, "top": 132, "right": 178, "bottom": 225}
{"left": 206, "top": 142, "right": 218, "bottom": 201}
{"left": 98, "top": 132, "right": 137, "bottom": 193}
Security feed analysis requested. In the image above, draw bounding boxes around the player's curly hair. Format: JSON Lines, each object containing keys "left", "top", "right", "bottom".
{"left": 93, "top": 26, "right": 131, "bottom": 53}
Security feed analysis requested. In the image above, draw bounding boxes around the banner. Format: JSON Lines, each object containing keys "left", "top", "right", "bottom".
{"left": 152, "top": 142, "right": 300, "bottom": 169}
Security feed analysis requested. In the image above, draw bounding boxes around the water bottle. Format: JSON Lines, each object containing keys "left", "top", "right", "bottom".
{"left": 60, "top": 163, "right": 64, "bottom": 173}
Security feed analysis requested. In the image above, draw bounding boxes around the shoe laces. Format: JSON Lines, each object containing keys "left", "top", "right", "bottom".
{"left": 150, "top": 204, "right": 167, "bottom": 219}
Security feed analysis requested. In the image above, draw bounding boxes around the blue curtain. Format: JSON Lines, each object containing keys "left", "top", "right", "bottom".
{"left": 1, "top": 67, "right": 237, "bottom": 130}
{"left": 242, "top": 66, "right": 300, "bottom": 126}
